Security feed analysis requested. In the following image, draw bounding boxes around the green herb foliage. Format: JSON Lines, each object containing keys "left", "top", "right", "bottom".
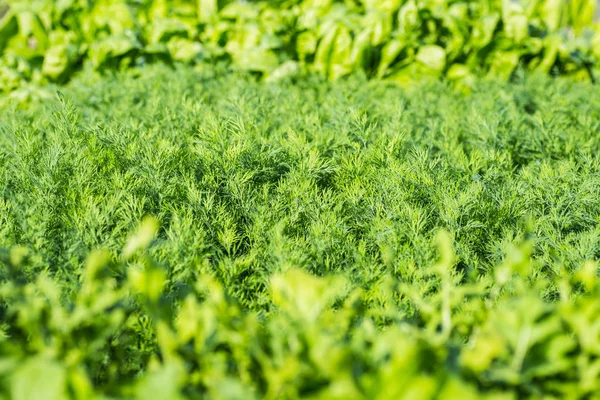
{"left": 0, "top": 0, "right": 599, "bottom": 96}
{"left": 1, "top": 65, "right": 600, "bottom": 398}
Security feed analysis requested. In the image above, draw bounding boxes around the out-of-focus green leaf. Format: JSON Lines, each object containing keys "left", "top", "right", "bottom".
{"left": 350, "top": 28, "right": 373, "bottom": 72}
{"left": 362, "top": 0, "right": 402, "bottom": 13}
{"left": 377, "top": 38, "right": 404, "bottom": 77}
{"left": 224, "top": 23, "right": 261, "bottom": 58}
{"left": 569, "top": 0, "right": 596, "bottom": 35}
{"left": 386, "top": 63, "right": 419, "bottom": 87}
{"left": 0, "top": 61, "right": 25, "bottom": 92}
{"left": 0, "top": 11, "right": 18, "bottom": 54}
{"left": 397, "top": 0, "right": 420, "bottom": 37}
{"left": 270, "top": 268, "right": 346, "bottom": 323}
{"left": 136, "top": 362, "right": 185, "bottom": 400}
{"left": 296, "top": 30, "right": 318, "bottom": 61}
{"left": 416, "top": 45, "right": 446, "bottom": 74}
{"left": 16, "top": 11, "right": 48, "bottom": 54}
{"left": 541, "top": 0, "right": 565, "bottom": 32}
{"left": 1, "top": 0, "right": 600, "bottom": 92}
{"left": 87, "top": 0, "right": 136, "bottom": 36}
{"left": 366, "top": 10, "right": 392, "bottom": 46}
{"left": 502, "top": 0, "right": 528, "bottom": 44}
{"left": 313, "top": 23, "right": 339, "bottom": 76}
{"left": 592, "top": 30, "right": 600, "bottom": 60}
{"left": 123, "top": 216, "right": 160, "bottom": 260}
{"left": 198, "top": 0, "right": 218, "bottom": 24}
{"left": 42, "top": 44, "right": 71, "bottom": 79}
{"left": 41, "top": 30, "right": 80, "bottom": 80}
{"left": 88, "top": 31, "right": 142, "bottom": 69}
{"left": 523, "top": 37, "right": 543, "bottom": 55}
{"left": 446, "top": 63, "right": 475, "bottom": 93}
{"left": 167, "top": 37, "right": 203, "bottom": 63}
{"left": 471, "top": 14, "right": 500, "bottom": 49}
{"left": 233, "top": 48, "right": 279, "bottom": 73}
{"left": 265, "top": 60, "right": 300, "bottom": 82}
{"left": 148, "top": 18, "right": 188, "bottom": 44}
{"left": 443, "top": 6, "right": 468, "bottom": 60}
{"left": 328, "top": 24, "right": 352, "bottom": 80}
{"left": 12, "top": 357, "right": 66, "bottom": 400}
{"left": 488, "top": 50, "right": 520, "bottom": 79}
{"left": 220, "top": 2, "right": 259, "bottom": 21}
{"left": 129, "top": 264, "right": 167, "bottom": 303}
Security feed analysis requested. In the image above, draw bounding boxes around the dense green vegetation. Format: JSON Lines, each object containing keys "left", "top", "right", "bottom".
{"left": 1, "top": 64, "right": 600, "bottom": 398}
{"left": 1, "top": 0, "right": 599, "bottom": 98}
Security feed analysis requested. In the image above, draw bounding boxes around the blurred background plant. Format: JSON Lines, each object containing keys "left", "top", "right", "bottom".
{"left": 0, "top": 0, "right": 599, "bottom": 95}
{"left": 3, "top": 219, "right": 600, "bottom": 399}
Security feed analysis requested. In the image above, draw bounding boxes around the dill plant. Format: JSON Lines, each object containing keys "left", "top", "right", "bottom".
{"left": 0, "top": 65, "right": 600, "bottom": 398}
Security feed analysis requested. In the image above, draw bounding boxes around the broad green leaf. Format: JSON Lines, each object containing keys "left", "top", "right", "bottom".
{"left": 0, "top": 64, "right": 25, "bottom": 92}
{"left": 437, "top": 377, "right": 479, "bottom": 400}
{"left": 270, "top": 268, "right": 346, "bottom": 322}
{"left": 506, "top": 14, "right": 529, "bottom": 43}
{"left": 89, "top": 0, "right": 136, "bottom": 35}
{"left": 448, "top": 2, "right": 469, "bottom": 21}
{"left": 147, "top": 0, "right": 168, "bottom": 21}
{"left": 569, "top": 0, "right": 596, "bottom": 34}
{"left": 328, "top": 24, "right": 353, "bottom": 80}
{"left": 224, "top": 24, "right": 262, "bottom": 57}
{"left": 265, "top": 60, "right": 301, "bottom": 82}
{"left": 167, "top": 37, "right": 203, "bottom": 62}
{"left": 488, "top": 50, "right": 520, "bottom": 79}
{"left": 198, "top": 0, "right": 218, "bottom": 24}
{"left": 300, "top": 0, "right": 334, "bottom": 13}
{"left": 42, "top": 44, "right": 71, "bottom": 80}
{"left": 575, "top": 261, "right": 599, "bottom": 292}
{"left": 502, "top": 0, "right": 528, "bottom": 44}
{"left": 209, "top": 378, "right": 255, "bottom": 400}
{"left": 377, "top": 38, "right": 404, "bottom": 77}
{"left": 0, "top": 11, "right": 19, "bottom": 53}
{"left": 136, "top": 362, "right": 185, "bottom": 400}
{"left": 362, "top": 0, "right": 402, "bottom": 12}
{"left": 367, "top": 332, "right": 429, "bottom": 398}
{"left": 42, "top": 30, "right": 80, "bottom": 80}
{"left": 446, "top": 63, "right": 472, "bottom": 80}
{"left": 366, "top": 11, "right": 392, "bottom": 46}
{"left": 122, "top": 216, "right": 160, "bottom": 259}
{"left": 311, "top": 374, "right": 362, "bottom": 400}
{"left": 220, "top": 2, "right": 259, "bottom": 20}
{"left": 12, "top": 357, "right": 66, "bottom": 400}
{"left": 148, "top": 18, "right": 188, "bottom": 44}
{"left": 416, "top": 45, "right": 446, "bottom": 73}
{"left": 129, "top": 264, "right": 167, "bottom": 302}
{"left": 296, "top": 31, "right": 318, "bottom": 61}
{"left": 471, "top": 14, "right": 500, "bottom": 49}
{"left": 461, "top": 330, "right": 506, "bottom": 373}
{"left": 16, "top": 11, "right": 49, "bottom": 54}
{"left": 397, "top": 0, "right": 420, "bottom": 37}
{"left": 350, "top": 28, "right": 373, "bottom": 71}
{"left": 232, "top": 48, "right": 279, "bottom": 73}
{"left": 143, "top": 41, "right": 169, "bottom": 56}
{"left": 523, "top": 37, "right": 543, "bottom": 55}
{"left": 541, "top": 0, "right": 565, "bottom": 32}
{"left": 68, "top": 367, "right": 94, "bottom": 400}
{"left": 313, "top": 24, "right": 338, "bottom": 76}
{"left": 443, "top": 13, "right": 468, "bottom": 59}
{"left": 385, "top": 63, "right": 418, "bottom": 87}
{"left": 88, "top": 32, "right": 142, "bottom": 69}
{"left": 592, "top": 30, "right": 600, "bottom": 60}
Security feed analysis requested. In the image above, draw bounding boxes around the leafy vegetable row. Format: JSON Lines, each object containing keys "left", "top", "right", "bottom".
{"left": 0, "top": 0, "right": 599, "bottom": 93}
{"left": 3, "top": 221, "right": 600, "bottom": 399}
